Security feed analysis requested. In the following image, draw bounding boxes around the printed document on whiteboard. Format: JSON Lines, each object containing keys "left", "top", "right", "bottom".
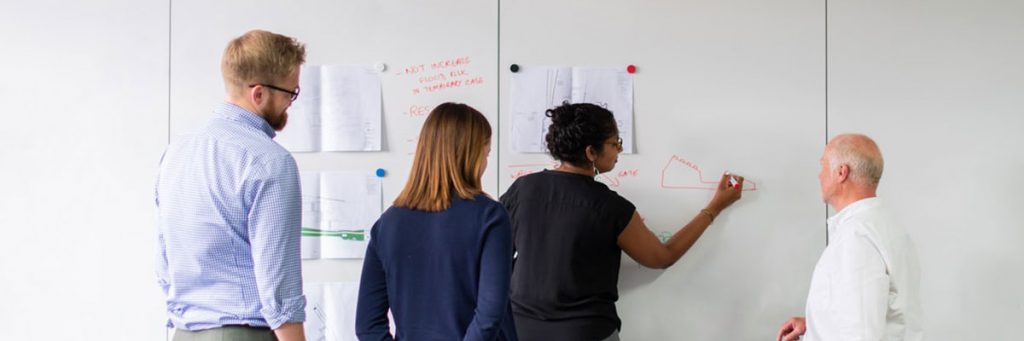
{"left": 300, "top": 171, "right": 382, "bottom": 259}
{"left": 509, "top": 66, "right": 634, "bottom": 153}
{"left": 276, "top": 65, "right": 382, "bottom": 152}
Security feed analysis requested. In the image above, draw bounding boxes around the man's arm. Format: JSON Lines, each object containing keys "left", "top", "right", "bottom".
{"left": 830, "top": 227, "right": 890, "bottom": 339}
{"left": 155, "top": 225, "right": 174, "bottom": 329}
{"left": 248, "top": 155, "right": 306, "bottom": 332}
{"left": 274, "top": 323, "right": 306, "bottom": 341}
{"left": 155, "top": 230, "right": 170, "bottom": 297}
{"left": 154, "top": 164, "right": 172, "bottom": 327}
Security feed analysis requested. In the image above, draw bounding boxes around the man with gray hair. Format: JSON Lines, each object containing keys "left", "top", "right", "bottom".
{"left": 776, "top": 134, "right": 922, "bottom": 341}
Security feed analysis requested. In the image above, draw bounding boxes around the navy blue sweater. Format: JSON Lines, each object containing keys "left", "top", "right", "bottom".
{"left": 356, "top": 194, "right": 518, "bottom": 341}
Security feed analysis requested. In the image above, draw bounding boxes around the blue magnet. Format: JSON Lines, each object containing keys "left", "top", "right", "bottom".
{"left": 375, "top": 168, "right": 386, "bottom": 177}
{"left": 510, "top": 64, "right": 520, "bottom": 73}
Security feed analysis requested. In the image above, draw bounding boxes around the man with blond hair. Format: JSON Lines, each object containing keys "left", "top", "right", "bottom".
{"left": 156, "top": 30, "right": 307, "bottom": 341}
{"left": 777, "top": 134, "right": 922, "bottom": 341}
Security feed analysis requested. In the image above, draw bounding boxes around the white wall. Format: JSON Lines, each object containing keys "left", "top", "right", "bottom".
{"left": 828, "top": 0, "right": 1024, "bottom": 338}
{"left": 0, "top": 1, "right": 168, "bottom": 339}
{"left": 1, "top": 0, "right": 1021, "bottom": 339}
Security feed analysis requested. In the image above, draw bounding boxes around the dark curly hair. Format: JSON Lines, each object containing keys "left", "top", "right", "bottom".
{"left": 545, "top": 102, "right": 618, "bottom": 167}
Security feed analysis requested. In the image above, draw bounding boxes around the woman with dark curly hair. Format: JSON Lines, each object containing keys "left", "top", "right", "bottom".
{"left": 500, "top": 102, "right": 745, "bottom": 341}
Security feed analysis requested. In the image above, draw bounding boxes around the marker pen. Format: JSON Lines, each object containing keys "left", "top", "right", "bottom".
{"left": 729, "top": 175, "right": 740, "bottom": 189}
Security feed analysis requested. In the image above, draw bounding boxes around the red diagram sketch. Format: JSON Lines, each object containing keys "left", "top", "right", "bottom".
{"left": 661, "top": 155, "right": 757, "bottom": 191}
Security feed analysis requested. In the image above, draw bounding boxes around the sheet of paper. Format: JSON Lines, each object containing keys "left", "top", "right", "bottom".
{"left": 300, "top": 171, "right": 382, "bottom": 259}
{"left": 304, "top": 282, "right": 360, "bottom": 341}
{"left": 571, "top": 67, "right": 635, "bottom": 153}
{"left": 304, "top": 282, "right": 328, "bottom": 341}
{"left": 319, "top": 171, "right": 382, "bottom": 258}
{"left": 509, "top": 66, "right": 634, "bottom": 154}
{"left": 509, "top": 66, "right": 572, "bottom": 153}
{"left": 320, "top": 65, "right": 382, "bottom": 151}
{"left": 323, "top": 282, "right": 360, "bottom": 341}
{"left": 276, "top": 66, "right": 322, "bottom": 152}
{"left": 300, "top": 171, "right": 323, "bottom": 259}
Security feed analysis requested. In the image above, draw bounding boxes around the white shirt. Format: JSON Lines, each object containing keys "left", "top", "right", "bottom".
{"left": 804, "top": 198, "right": 923, "bottom": 341}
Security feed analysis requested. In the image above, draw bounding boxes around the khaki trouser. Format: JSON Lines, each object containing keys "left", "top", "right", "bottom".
{"left": 173, "top": 326, "right": 277, "bottom": 341}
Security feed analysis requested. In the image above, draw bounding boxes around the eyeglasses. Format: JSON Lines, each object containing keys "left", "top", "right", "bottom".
{"left": 249, "top": 83, "right": 300, "bottom": 101}
{"left": 605, "top": 137, "right": 623, "bottom": 150}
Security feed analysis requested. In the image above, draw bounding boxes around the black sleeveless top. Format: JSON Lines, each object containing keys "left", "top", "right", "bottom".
{"left": 500, "top": 170, "right": 636, "bottom": 340}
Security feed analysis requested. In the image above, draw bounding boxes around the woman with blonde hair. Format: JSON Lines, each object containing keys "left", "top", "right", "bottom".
{"left": 356, "top": 103, "right": 518, "bottom": 341}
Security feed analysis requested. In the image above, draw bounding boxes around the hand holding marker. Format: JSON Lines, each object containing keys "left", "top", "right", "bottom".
{"left": 726, "top": 171, "right": 742, "bottom": 189}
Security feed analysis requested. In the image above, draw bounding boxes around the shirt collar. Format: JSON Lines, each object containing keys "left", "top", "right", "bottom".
{"left": 827, "top": 197, "right": 880, "bottom": 240}
{"left": 214, "top": 102, "right": 276, "bottom": 138}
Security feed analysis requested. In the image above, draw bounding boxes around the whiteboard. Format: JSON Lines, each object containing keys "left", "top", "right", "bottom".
{"left": 828, "top": 1, "right": 1024, "bottom": 339}
{"left": 498, "top": 0, "right": 825, "bottom": 339}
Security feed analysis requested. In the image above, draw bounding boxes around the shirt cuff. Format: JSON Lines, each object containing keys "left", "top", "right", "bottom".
{"left": 261, "top": 294, "right": 307, "bottom": 329}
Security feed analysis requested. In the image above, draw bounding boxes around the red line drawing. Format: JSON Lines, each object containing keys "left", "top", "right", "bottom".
{"left": 597, "top": 169, "right": 638, "bottom": 188}
{"left": 660, "top": 155, "right": 757, "bottom": 191}
{"left": 506, "top": 162, "right": 559, "bottom": 180}
{"left": 598, "top": 173, "right": 620, "bottom": 187}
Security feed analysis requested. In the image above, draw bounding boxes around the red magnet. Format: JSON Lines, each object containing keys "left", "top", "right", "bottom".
{"left": 626, "top": 64, "right": 636, "bottom": 74}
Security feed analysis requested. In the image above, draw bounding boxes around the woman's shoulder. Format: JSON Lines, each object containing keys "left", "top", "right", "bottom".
{"left": 509, "top": 169, "right": 549, "bottom": 185}
{"left": 449, "top": 194, "right": 510, "bottom": 228}
{"left": 472, "top": 193, "right": 502, "bottom": 205}
{"left": 604, "top": 187, "right": 636, "bottom": 209}
{"left": 585, "top": 179, "right": 636, "bottom": 210}
{"left": 450, "top": 193, "right": 504, "bottom": 211}
{"left": 513, "top": 169, "right": 593, "bottom": 188}
{"left": 374, "top": 205, "right": 415, "bottom": 228}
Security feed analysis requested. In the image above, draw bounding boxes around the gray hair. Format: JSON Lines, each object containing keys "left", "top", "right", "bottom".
{"left": 827, "top": 134, "right": 884, "bottom": 186}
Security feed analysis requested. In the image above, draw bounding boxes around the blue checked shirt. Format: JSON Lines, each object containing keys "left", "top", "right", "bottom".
{"left": 156, "top": 102, "right": 305, "bottom": 330}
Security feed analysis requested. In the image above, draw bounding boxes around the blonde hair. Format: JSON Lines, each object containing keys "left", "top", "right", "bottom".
{"left": 394, "top": 103, "right": 491, "bottom": 212}
{"left": 221, "top": 30, "right": 306, "bottom": 90}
